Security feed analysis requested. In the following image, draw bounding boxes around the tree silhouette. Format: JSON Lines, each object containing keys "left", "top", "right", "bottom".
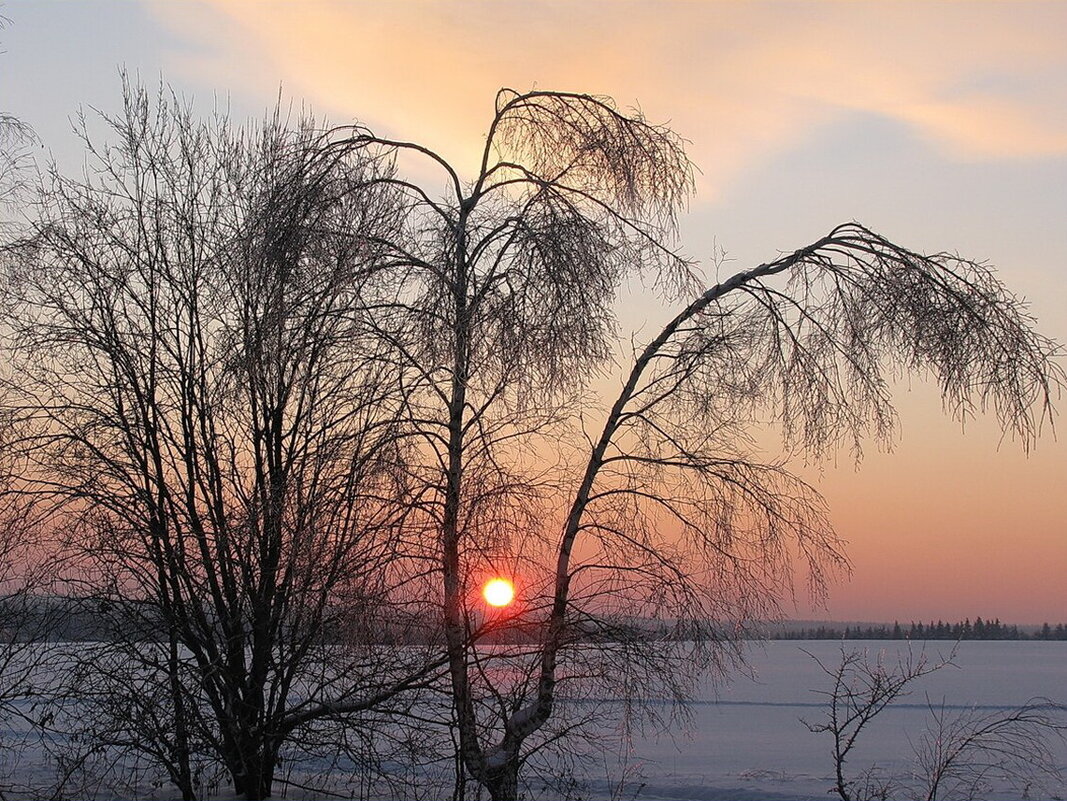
{"left": 2, "top": 81, "right": 442, "bottom": 800}
{"left": 321, "top": 89, "right": 1062, "bottom": 800}
{"left": 1, "top": 81, "right": 1060, "bottom": 799}
{"left": 805, "top": 645, "right": 1066, "bottom": 801}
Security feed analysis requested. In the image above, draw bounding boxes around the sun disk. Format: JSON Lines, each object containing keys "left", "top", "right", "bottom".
{"left": 483, "top": 578, "right": 515, "bottom": 607}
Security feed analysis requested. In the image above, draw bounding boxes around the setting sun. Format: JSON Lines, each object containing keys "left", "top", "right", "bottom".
{"left": 482, "top": 578, "right": 515, "bottom": 607}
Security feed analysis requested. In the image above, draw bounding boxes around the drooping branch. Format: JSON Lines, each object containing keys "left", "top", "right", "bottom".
{"left": 501, "top": 221, "right": 1062, "bottom": 766}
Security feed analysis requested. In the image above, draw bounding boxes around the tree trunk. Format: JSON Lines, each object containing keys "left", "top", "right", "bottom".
{"left": 231, "top": 747, "right": 276, "bottom": 801}
{"left": 223, "top": 720, "right": 277, "bottom": 801}
{"left": 167, "top": 634, "right": 196, "bottom": 801}
{"left": 244, "top": 754, "right": 276, "bottom": 801}
{"left": 484, "top": 759, "right": 519, "bottom": 801}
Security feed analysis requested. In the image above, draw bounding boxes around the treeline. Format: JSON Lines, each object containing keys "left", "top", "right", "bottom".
{"left": 776, "top": 618, "right": 1067, "bottom": 641}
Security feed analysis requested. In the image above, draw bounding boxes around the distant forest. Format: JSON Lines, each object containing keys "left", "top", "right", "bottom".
{"left": 774, "top": 618, "right": 1067, "bottom": 641}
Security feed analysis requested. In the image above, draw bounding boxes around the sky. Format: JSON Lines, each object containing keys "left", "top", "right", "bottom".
{"left": 2, "top": 0, "right": 1065, "bottom": 623}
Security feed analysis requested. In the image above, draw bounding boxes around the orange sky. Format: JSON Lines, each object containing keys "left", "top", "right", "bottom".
{"left": 3, "top": 0, "right": 1065, "bottom": 622}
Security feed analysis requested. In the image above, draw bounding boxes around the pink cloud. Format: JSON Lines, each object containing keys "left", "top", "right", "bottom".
{"left": 149, "top": 2, "right": 1067, "bottom": 200}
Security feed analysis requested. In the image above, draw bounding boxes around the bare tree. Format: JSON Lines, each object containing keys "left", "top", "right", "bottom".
{"left": 0, "top": 15, "right": 51, "bottom": 767}
{"left": 319, "top": 88, "right": 720, "bottom": 800}
{"left": 914, "top": 697, "right": 1066, "bottom": 801}
{"left": 0, "top": 406, "right": 56, "bottom": 798}
{"left": 803, "top": 644, "right": 954, "bottom": 800}
{"left": 0, "top": 114, "right": 34, "bottom": 221}
{"left": 2, "top": 81, "right": 442, "bottom": 800}
{"left": 804, "top": 644, "right": 1066, "bottom": 801}
{"left": 322, "top": 88, "right": 1062, "bottom": 801}
{"left": 3, "top": 81, "right": 1059, "bottom": 800}
{"left": 0, "top": 15, "right": 36, "bottom": 215}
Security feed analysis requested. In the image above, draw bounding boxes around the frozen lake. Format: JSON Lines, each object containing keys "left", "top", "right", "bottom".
{"left": 2, "top": 640, "right": 1064, "bottom": 799}
{"left": 584, "top": 640, "right": 1067, "bottom": 800}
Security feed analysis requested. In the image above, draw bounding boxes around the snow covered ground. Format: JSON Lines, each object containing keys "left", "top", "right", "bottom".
{"left": 1, "top": 640, "right": 1064, "bottom": 799}
{"left": 587, "top": 640, "right": 1067, "bottom": 800}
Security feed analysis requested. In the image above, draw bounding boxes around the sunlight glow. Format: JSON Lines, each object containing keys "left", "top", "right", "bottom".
{"left": 482, "top": 578, "right": 515, "bottom": 608}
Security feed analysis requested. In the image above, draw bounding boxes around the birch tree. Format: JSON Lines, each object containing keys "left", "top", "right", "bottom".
{"left": 324, "top": 88, "right": 1062, "bottom": 801}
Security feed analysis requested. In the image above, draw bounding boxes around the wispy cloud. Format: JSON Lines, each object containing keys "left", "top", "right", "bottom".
{"left": 151, "top": 1, "right": 1067, "bottom": 197}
